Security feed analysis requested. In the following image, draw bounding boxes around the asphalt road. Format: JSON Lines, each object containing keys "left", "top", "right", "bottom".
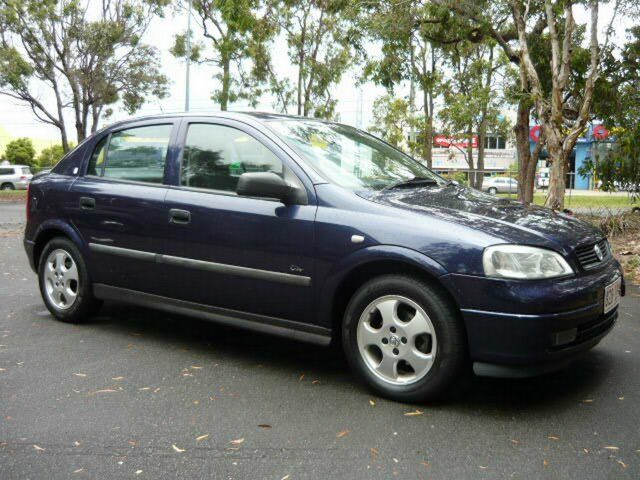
{"left": 1, "top": 202, "right": 639, "bottom": 479}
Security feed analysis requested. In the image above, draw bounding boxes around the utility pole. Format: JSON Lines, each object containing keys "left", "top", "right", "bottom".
{"left": 184, "top": 0, "right": 192, "bottom": 112}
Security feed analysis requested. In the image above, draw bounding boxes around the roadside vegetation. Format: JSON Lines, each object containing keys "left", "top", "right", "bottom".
{"left": 0, "top": 190, "right": 26, "bottom": 202}
{"left": 578, "top": 211, "right": 640, "bottom": 284}
{"left": 499, "top": 193, "right": 636, "bottom": 210}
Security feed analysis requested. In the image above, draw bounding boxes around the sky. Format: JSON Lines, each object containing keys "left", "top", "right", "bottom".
{"left": 0, "top": 2, "right": 631, "bottom": 148}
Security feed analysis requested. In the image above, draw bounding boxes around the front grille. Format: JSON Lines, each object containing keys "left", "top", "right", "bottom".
{"left": 574, "top": 239, "right": 610, "bottom": 270}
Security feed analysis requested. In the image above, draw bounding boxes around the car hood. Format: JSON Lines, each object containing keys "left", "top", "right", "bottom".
{"left": 360, "top": 184, "right": 603, "bottom": 250}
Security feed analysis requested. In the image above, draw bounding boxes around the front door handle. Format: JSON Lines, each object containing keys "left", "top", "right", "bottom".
{"left": 79, "top": 197, "right": 95, "bottom": 210}
{"left": 169, "top": 208, "right": 191, "bottom": 225}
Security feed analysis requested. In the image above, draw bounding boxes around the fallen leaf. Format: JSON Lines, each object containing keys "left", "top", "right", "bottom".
{"left": 258, "top": 424, "right": 272, "bottom": 429}
{"left": 581, "top": 399, "right": 594, "bottom": 403}
{"left": 548, "top": 436, "right": 560, "bottom": 441}
{"left": 393, "top": 458, "right": 399, "bottom": 463}
{"left": 369, "top": 400, "right": 376, "bottom": 406}
{"left": 311, "top": 380, "right": 321, "bottom": 385}
{"left": 196, "top": 434, "right": 209, "bottom": 441}
{"left": 510, "top": 439, "right": 519, "bottom": 445}
{"left": 190, "top": 366, "right": 203, "bottom": 370}
{"left": 543, "top": 460, "right": 549, "bottom": 467}
{"left": 230, "top": 438, "right": 245, "bottom": 445}
{"left": 33, "top": 444, "right": 45, "bottom": 451}
{"left": 281, "top": 475, "right": 290, "bottom": 480}
{"left": 420, "top": 461, "right": 430, "bottom": 468}
{"left": 73, "top": 373, "right": 87, "bottom": 377}
{"left": 336, "top": 430, "right": 350, "bottom": 438}
{"left": 74, "top": 441, "right": 81, "bottom": 447}
{"left": 91, "top": 389, "right": 118, "bottom": 394}
{"left": 404, "top": 410, "right": 423, "bottom": 416}
{"left": 298, "top": 374, "right": 305, "bottom": 382}
{"left": 135, "top": 470, "right": 143, "bottom": 475}
{"left": 139, "top": 387, "right": 150, "bottom": 391}
{"left": 112, "top": 377, "right": 125, "bottom": 381}
{"left": 128, "top": 440, "right": 137, "bottom": 446}
{"left": 618, "top": 460, "right": 627, "bottom": 469}
{"left": 370, "top": 447, "right": 379, "bottom": 456}
{"left": 153, "top": 387, "right": 161, "bottom": 393}
{"left": 604, "top": 446, "right": 619, "bottom": 451}
{"left": 479, "top": 465, "right": 487, "bottom": 469}
{"left": 172, "top": 444, "right": 185, "bottom": 453}
{"left": 618, "top": 396, "right": 624, "bottom": 400}
{"left": 73, "top": 468, "right": 84, "bottom": 474}
{"left": 583, "top": 448, "right": 589, "bottom": 454}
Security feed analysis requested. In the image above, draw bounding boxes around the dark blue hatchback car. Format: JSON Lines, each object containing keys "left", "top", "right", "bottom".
{"left": 24, "top": 113, "right": 624, "bottom": 402}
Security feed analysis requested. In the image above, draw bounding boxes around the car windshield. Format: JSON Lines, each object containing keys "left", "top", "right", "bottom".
{"left": 268, "top": 119, "right": 445, "bottom": 191}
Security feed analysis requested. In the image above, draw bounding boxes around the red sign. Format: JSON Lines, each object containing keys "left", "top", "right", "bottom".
{"left": 530, "top": 125, "right": 541, "bottom": 143}
{"left": 593, "top": 125, "right": 609, "bottom": 140}
{"left": 434, "top": 135, "right": 478, "bottom": 149}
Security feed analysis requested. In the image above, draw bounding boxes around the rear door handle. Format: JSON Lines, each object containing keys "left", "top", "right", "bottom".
{"left": 169, "top": 208, "right": 191, "bottom": 225}
{"left": 79, "top": 197, "right": 95, "bottom": 210}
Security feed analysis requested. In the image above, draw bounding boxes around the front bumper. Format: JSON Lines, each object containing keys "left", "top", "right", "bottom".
{"left": 442, "top": 261, "right": 624, "bottom": 378}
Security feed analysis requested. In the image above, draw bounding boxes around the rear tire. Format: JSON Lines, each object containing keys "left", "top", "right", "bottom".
{"left": 38, "top": 237, "right": 102, "bottom": 323}
{"left": 342, "top": 275, "right": 467, "bottom": 403}
{"left": 488, "top": 187, "right": 498, "bottom": 195}
{"left": 1, "top": 183, "right": 14, "bottom": 191}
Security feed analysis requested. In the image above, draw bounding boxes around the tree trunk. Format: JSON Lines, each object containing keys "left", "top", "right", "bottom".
{"left": 545, "top": 130, "right": 567, "bottom": 209}
{"left": 220, "top": 58, "right": 230, "bottom": 111}
{"left": 476, "top": 118, "right": 486, "bottom": 190}
{"left": 59, "top": 124, "right": 70, "bottom": 153}
{"left": 515, "top": 100, "right": 535, "bottom": 204}
{"left": 422, "top": 89, "right": 433, "bottom": 169}
{"left": 466, "top": 125, "right": 474, "bottom": 187}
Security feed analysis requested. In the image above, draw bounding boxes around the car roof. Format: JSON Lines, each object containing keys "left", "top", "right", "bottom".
{"left": 104, "top": 111, "right": 331, "bottom": 130}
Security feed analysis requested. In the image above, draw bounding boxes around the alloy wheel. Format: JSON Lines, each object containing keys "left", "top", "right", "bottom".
{"left": 356, "top": 295, "right": 437, "bottom": 386}
{"left": 43, "top": 249, "right": 80, "bottom": 310}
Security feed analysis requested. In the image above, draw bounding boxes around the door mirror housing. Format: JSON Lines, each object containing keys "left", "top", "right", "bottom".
{"left": 236, "top": 172, "right": 304, "bottom": 205}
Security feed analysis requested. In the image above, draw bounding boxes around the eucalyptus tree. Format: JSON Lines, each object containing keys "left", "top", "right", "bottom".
{"left": 432, "top": 0, "right": 633, "bottom": 209}
{"left": 171, "top": 0, "right": 275, "bottom": 111}
{"left": 439, "top": 42, "right": 508, "bottom": 189}
{"left": 0, "top": 0, "right": 169, "bottom": 152}
{"left": 360, "top": 0, "right": 445, "bottom": 167}
{"left": 266, "top": 0, "right": 354, "bottom": 119}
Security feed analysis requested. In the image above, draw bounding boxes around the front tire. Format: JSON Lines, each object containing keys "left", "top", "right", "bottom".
{"left": 38, "top": 237, "right": 101, "bottom": 323}
{"left": 342, "top": 275, "right": 467, "bottom": 403}
{"left": 488, "top": 187, "right": 498, "bottom": 195}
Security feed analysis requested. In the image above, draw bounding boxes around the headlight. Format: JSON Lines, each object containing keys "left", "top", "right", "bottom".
{"left": 483, "top": 245, "right": 573, "bottom": 279}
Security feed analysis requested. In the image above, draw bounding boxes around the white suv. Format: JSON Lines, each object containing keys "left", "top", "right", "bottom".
{"left": 0, "top": 164, "right": 33, "bottom": 190}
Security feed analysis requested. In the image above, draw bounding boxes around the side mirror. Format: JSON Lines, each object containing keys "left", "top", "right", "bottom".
{"left": 236, "top": 172, "right": 302, "bottom": 204}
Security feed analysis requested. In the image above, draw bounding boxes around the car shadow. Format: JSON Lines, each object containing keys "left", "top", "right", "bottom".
{"left": 86, "top": 302, "right": 615, "bottom": 414}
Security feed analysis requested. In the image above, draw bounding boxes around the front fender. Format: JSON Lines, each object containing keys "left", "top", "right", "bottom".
{"left": 316, "top": 245, "right": 449, "bottom": 328}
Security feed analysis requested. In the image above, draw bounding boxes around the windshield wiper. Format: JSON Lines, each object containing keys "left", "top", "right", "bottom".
{"left": 382, "top": 177, "right": 439, "bottom": 191}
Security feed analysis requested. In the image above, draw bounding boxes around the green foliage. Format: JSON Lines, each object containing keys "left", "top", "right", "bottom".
{"left": 0, "top": 0, "right": 169, "bottom": 148}
{"left": 369, "top": 95, "right": 412, "bottom": 148}
{"left": 2, "top": 138, "right": 36, "bottom": 167}
{"left": 173, "top": 0, "right": 277, "bottom": 110}
{"left": 267, "top": 0, "right": 355, "bottom": 119}
{"left": 37, "top": 145, "right": 67, "bottom": 168}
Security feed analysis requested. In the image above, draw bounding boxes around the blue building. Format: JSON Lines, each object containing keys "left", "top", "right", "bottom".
{"left": 530, "top": 123, "right": 612, "bottom": 190}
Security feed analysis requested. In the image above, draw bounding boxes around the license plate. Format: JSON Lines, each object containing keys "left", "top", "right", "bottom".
{"left": 604, "top": 278, "right": 622, "bottom": 314}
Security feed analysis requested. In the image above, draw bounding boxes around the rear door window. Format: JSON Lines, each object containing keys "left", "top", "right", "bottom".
{"left": 0, "top": 168, "right": 13, "bottom": 176}
{"left": 87, "top": 124, "right": 172, "bottom": 183}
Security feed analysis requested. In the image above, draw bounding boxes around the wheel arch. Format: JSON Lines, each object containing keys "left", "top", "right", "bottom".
{"left": 32, "top": 221, "right": 87, "bottom": 272}
{"left": 319, "top": 246, "right": 461, "bottom": 340}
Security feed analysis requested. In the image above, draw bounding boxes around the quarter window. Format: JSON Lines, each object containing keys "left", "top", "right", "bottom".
{"left": 97, "top": 125, "right": 172, "bottom": 183}
{"left": 0, "top": 168, "right": 12, "bottom": 175}
{"left": 87, "top": 136, "right": 108, "bottom": 176}
{"left": 181, "top": 124, "right": 283, "bottom": 192}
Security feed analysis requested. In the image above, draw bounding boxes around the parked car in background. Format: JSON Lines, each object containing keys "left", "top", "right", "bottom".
{"left": 0, "top": 164, "right": 33, "bottom": 190}
{"left": 23, "top": 113, "right": 624, "bottom": 403}
{"left": 482, "top": 176, "right": 519, "bottom": 194}
{"left": 537, "top": 167, "right": 550, "bottom": 190}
